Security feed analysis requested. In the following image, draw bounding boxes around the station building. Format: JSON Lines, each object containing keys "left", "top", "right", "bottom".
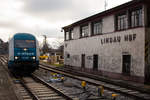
{"left": 62, "top": 0, "right": 150, "bottom": 83}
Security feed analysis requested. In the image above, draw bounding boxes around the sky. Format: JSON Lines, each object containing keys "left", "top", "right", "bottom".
{"left": 0, "top": 0, "right": 131, "bottom": 46}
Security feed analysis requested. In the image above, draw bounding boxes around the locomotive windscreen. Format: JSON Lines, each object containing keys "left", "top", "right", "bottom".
{"left": 14, "top": 40, "right": 35, "bottom": 48}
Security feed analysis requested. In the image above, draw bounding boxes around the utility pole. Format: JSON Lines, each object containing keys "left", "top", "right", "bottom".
{"left": 42, "top": 35, "right": 49, "bottom": 54}
{"left": 43, "top": 35, "right": 47, "bottom": 46}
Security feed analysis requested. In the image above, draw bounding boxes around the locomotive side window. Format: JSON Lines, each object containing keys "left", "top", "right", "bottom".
{"left": 14, "top": 40, "right": 35, "bottom": 48}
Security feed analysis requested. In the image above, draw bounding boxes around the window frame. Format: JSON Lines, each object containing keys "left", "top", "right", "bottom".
{"left": 91, "top": 20, "right": 102, "bottom": 36}
{"left": 80, "top": 24, "right": 89, "bottom": 38}
{"left": 65, "top": 28, "right": 74, "bottom": 41}
{"left": 115, "top": 11, "right": 128, "bottom": 31}
{"left": 65, "top": 31, "right": 70, "bottom": 41}
{"left": 14, "top": 40, "right": 36, "bottom": 48}
{"left": 129, "top": 6, "right": 143, "bottom": 28}
{"left": 70, "top": 29, "right": 74, "bottom": 40}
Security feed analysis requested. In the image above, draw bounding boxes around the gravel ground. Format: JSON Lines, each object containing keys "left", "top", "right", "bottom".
{"left": 0, "top": 61, "right": 18, "bottom": 100}
{"left": 34, "top": 68, "right": 136, "bottom": 100}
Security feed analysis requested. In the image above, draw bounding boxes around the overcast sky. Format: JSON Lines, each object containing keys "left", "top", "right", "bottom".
{"left": 0, "top": 0, "right": 131, "bottom": 43}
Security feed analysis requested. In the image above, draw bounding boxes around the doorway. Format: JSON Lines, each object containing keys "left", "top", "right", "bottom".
{"left": 122, "top": 55, "right": 131, "bottom": 75}
{"left": 81, "top": 54, "right": 85, "bottom": 68}
{"left": 93, "top": 54, "right": 98, "bottom": 71}
{"left": 145, "top": 65, "right": 150, "bottom": 84}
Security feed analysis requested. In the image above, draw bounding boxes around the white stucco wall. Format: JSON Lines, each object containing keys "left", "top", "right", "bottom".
{"left": 72, "top": 26, "right": 80, "bottom": 40}
{"left": 102, "top": 15, "right": 115, "bottom": 34}
{"left": 64, "top": 27, "right": 145, "bottom": 77}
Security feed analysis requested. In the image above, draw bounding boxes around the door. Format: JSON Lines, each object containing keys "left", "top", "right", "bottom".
{"left": 93, "top": 54, "right": 98, "bottom": 71}
{"left": 122, "top": 55, "right": 131, "bottom": 75}
{"left": 81, "top": 54, "right": 85, "bottom": 68}
{"left": 145, "top": 66, "right": 150, "bottom": 84}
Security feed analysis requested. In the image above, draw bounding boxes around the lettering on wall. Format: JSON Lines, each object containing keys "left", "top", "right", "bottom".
{"left": 101, "top": 36, "right": 121, "bottom": 44}
{"left": 124, "top": 34, "right": 136, "bottom": 41}
{"left": 87, "top": 56, "right": 93, "bottom": 60}
{"left": 101, "top": 34, "right": 136, "bottom": 45}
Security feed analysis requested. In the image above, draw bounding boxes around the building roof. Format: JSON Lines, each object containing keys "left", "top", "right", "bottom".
{"left": 62, "top": 0, "right": 149, "bottom": 31}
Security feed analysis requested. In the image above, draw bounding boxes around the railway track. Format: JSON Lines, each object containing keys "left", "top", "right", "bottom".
{"left": 13, "top": 74, "right": 76, "bottom": 100}
{"left": 39, "top": 63, "right": 150, "bottom": 100}
{"left": 16, "top": 75, "right": 74, "bottom": 100}
{"left": 0, "top": 56, "right": 75, "bottom": 100}
{"left": 1, "top": 56, "right": 150, "bottom": 100}
{"left": 0, "top": 56, "right": 111, "bottom": 100}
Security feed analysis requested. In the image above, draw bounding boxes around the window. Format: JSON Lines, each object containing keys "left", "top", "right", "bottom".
{"left": 130, "top": 8, "right": 143, "bottom": 27}
{"left": 65, "top": 31, "right": 69, "bottom": 40}
{"left": 51, "top": 53, "right": 55, "bottom": 55}
{"left": 14, "top": 40, "right": 35, "bottom": 48}
{"left": 116, "top": 13, "right": 127, "bottom": 31}
{"left": 80, "top": 25, "right": 89, "bottom": 37}
{"left": 67, "top": 54, "right": 70, "bottom": 58}
{"left": 65, "top": 29, "right": 74, "bottom": 40}
{"left": 92, "top": 21, "right": 102, "bottom": 35}
{"left": 70, "top": 29, "right": 74, "bottom": 39}
{"left": 60, "top": 55, "right": 63, "bottom": 59}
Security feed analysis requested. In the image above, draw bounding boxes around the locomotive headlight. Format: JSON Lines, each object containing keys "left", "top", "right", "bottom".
{"left": 15, "top": 56, "right": 18, "bottom": 59}
{"left": 24, "top": 48, "right": 27, "bottom": 51}
{"left": 32, "top": 56, "right": 36, "bottom": 60}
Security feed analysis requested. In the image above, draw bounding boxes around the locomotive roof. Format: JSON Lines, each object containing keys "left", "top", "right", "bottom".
{"left": 13, "top": 33, "right": 36, "bottom": 40}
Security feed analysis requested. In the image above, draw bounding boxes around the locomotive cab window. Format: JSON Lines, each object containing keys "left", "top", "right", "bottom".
{"left": 14, "top": 40, "right": 36, "bottom": 48}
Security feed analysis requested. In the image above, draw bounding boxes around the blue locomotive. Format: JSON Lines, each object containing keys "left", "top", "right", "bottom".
{"left": 8, "top": 33, "right": 39, "bottom": 74}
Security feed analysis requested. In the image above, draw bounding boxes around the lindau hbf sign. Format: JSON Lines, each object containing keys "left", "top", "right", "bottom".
{"left": 101, "top": 34, "right": 136, "bottom": 45}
